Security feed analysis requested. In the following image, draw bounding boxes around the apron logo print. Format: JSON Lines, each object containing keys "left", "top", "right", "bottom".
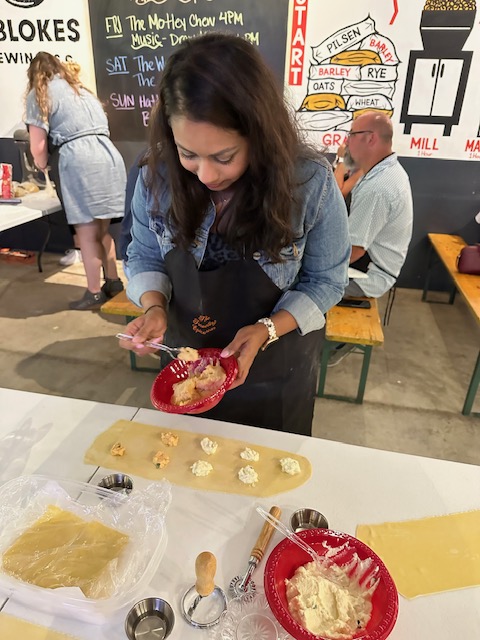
{"left": 192, "top": 315, "right": 217, "bottom": 335}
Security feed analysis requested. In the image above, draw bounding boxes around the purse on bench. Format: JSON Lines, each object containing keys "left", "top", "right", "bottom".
{"left": 456, "top": 244, "right": 480, "bottom": 275}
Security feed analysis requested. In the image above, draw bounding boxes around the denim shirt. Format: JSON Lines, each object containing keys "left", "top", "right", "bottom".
{"left": 127, "top": 156, "right": 350, "bottom": 334}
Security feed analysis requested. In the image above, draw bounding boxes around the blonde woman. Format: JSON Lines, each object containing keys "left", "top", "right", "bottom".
{"left": 25, "top": 52, "right": 126, "bottom": 310}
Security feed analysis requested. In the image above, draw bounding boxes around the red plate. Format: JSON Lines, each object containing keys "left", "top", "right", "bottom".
{"left": 264, "top": 529, "right": 399, "bottom": 640}
{"left": 150, "top": 347, "right": 238, "bottom": 414}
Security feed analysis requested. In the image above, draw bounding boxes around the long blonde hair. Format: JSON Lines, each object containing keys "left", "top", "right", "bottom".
{"left": 26, "top": 52, "right": 82, "bottom": 122}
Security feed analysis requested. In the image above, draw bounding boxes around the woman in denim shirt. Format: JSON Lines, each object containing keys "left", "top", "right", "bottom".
{"left": 120, "top": 34, "right": 350, "bottom": 435}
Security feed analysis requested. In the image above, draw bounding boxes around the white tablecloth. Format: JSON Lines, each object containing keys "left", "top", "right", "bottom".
{"left": 0, "top": 191, "right": 61, "bottom": 232}
{"left": 0, "top": 389, "right": 479, "bottom": 639}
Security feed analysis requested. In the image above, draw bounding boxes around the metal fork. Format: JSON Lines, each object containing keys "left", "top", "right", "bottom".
{"left": 115, "top": 333, "right": 183, "bottom": 359}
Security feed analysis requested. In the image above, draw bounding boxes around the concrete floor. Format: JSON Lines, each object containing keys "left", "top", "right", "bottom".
{"left": 0, "top": 253, "right": 478, "bottom": 465}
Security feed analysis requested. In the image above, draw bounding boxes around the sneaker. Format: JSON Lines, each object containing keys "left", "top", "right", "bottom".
{"left": 327, "top": 343, "right": 356, "bottom": 367}
{"left": 59, "top": 249, "right": 82, "bottom": 266}
{"left": 101, "top": 278, "right": 124, "bottom": 298}
{"left": 69, "top": 289, "right": 107, "bottom": 311}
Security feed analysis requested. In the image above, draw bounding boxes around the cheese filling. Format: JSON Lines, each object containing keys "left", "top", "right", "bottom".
{"left": 286, "top": 556, "right": 376, "bottom": 639}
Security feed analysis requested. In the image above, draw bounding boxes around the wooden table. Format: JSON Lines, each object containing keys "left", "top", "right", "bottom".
{"left": 0, "top": 191, "right": 62, "bottom": 271}
{"left": 0, "top": 388, "right": 479, "bottom": 639}
{"left": 422, "top": 233, "right": 480, "bottom": 415}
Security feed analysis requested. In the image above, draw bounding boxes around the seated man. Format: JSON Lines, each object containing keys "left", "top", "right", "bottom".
{"left": 342, "top": 111, "right": 413, "bottom": 299}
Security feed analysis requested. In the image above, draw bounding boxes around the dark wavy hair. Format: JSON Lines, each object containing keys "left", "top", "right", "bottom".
{"left": 147, "top": 33, "right": 312, "bottom": 261}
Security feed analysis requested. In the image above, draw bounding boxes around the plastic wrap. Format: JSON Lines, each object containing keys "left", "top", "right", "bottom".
{"left": 0, "top": 475, "right": 171, "bottom": 623}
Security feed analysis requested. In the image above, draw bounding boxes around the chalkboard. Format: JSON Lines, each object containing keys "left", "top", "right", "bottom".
{"left": 88, "top": 0, "right": 290, "bottom": 143}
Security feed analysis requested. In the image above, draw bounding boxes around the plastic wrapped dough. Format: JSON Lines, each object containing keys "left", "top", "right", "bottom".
{"left": 2, "top": 505, "right": 129, "bottom": 598}
{"left": 0, "top": 475, "right": 172, "bottom": 618}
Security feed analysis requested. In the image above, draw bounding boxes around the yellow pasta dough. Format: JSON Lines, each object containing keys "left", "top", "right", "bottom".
{"left": 356, "top": 509, "right": 480, "bottom": 598}
{"left": 84, "top": 420, "right": 311, "bottom": 497}
{"left": 0, "top": 613, "right": 80, "bottom": 640}
{"left": 2, "top": 505, "right": 129, "bottom": 598}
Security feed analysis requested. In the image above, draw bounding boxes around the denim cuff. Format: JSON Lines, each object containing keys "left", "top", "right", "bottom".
{"left": 126, "top": 271, "right": 172, "bottom": 307}
{"left": 273, "top": 290, "right": 326, "bottom": 335}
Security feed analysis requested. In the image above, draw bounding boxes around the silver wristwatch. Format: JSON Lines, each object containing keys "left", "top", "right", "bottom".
{"left": 257, "top": 317, "right": 279, "bottom": 351}
{"left": 332, "top": 155, "right": 343, "bottom": 170}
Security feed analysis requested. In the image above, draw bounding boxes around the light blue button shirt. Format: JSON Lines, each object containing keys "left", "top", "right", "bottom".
{"left": 349, "top": 154, "right": 413, "bottom": 297}
{"left": 127, "top": 156, "right": 350, "bottom": 334}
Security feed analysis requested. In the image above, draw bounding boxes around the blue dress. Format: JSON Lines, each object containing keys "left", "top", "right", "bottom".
{"left": 25, "top": 77, "right": 126, "bottom": 225}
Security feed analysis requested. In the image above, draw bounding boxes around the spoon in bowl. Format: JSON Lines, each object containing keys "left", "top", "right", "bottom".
{"left": 256, "top": 506, "right": 346, "bottom": 589}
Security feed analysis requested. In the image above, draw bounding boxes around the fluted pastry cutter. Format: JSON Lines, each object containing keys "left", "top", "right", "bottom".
{"left": 229, "top": 505, "right": 281, "bottom": 598}
{"left": 181, "top": 551, "right": 227, "bottom": 628}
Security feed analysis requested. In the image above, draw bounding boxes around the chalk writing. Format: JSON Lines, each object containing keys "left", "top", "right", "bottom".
{"left": 88, "top": 0, "right": 289, "bottom": 141}
{"left": 106, "top": 56, "right": 129, "bottom": 74}
{"left": 218, "top": 11, "right": 243, "bottom": 25}
{"left": 111, "top": 93, "right": 136, "bottom": 110}
{"left": 105, "top": 15, "right": 123, "bottom": 39}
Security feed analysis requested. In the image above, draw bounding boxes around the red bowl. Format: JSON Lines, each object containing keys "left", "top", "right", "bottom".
{"left": 150, "top": 348, "right": 238, "bottom": 415}
{"left": 264, "top": 529, "right": 398, "bottom": 640}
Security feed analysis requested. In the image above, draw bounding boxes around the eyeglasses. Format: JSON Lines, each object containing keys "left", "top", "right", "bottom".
{"left": 347, "top": 130, "right": 373, "bottom": 138}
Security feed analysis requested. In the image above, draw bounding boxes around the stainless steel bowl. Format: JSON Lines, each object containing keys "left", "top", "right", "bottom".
{"left": 97, "top": 473, "right": 133, "bottom": 494}
{"left": 125, "top": 597, "right": 175, "bottom": 640}
{"left": 290, "top": 508, "right": 329, "bottom": 532}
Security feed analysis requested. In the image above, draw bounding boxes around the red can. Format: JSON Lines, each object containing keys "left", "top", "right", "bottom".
{"left": 1, "top": 163, "right": 13, "bottom": 199}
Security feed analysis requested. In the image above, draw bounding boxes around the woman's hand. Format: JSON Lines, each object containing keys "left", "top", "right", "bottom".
{"left": 118, "top": 308, "right": 168, "bottom": 356}
{"left": 220, "top": 323, "right": 268, "bottom": 389}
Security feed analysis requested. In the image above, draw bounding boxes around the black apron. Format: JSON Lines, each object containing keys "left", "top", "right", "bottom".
{"left": 163, "top": 248, "right": 321, "bottom": 435}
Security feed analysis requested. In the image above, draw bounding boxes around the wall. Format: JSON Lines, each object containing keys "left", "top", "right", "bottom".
{"left": 1, "top": 0, "right": 96, "bottom": 136}
{"left": 284, "top": 0, "right": 480, "bottom": 289}
{"left": 1, "top": 0, "right": 479, "bottom": 289}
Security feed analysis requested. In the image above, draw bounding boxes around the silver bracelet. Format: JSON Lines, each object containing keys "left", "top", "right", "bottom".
{"left": 257, "top": 317, "right": 279, "bottom": 350}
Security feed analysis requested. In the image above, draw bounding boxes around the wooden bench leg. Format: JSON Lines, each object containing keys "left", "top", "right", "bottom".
{"left": 356, "top": 345, "right": 372, "bottom": 404}
{"left": 317, "top": 341, "right": 333, "bottom": 397}
{"left": 125, "top": 315, "right": 160, "bottom": 373}
{"left": 37, "top": 217, "right": 51, "bottom": 273}
{"left": 422, "top": 244, "right": 456, "bottom": 304}
{"left": 421, "top": 243, "right": 434, "bottom": 302}
{"left": 462, "top": 350, "right": 480, "bottom": 416}
{"left": 317, "top": 341, "right": 373, "bottom": 404}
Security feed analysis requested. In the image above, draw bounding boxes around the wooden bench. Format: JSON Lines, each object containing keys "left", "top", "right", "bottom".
{"left": 422, "top": 233, "right": 480, "bottom": 416}
{"left": 317, "top": 297, "right": 384, "bottom": 404}
{"left": 100, "top": 291, "right": 158, "bottom": 372}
